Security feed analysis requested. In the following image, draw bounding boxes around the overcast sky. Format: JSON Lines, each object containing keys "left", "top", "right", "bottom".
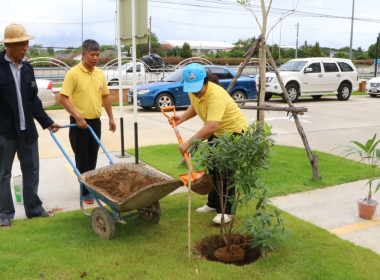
{"left": 0, "top": 0, "right": 379, "bottom": 51}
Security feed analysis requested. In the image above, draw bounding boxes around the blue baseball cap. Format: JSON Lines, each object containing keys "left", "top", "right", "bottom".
{"left": 183, "top": 63, "right": 206, "bottom": 93}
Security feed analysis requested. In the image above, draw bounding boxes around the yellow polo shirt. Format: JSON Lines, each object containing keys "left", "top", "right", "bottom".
{"left": 189, "top": 82, "right": 248, "bottom": 137}
{"left": 61, "top": 62, "right": 109, "bottom": 119}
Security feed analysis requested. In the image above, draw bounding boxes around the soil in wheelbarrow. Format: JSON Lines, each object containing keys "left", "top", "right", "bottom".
{"left": 84, "top": 169, "right": 166, "bottom": 202}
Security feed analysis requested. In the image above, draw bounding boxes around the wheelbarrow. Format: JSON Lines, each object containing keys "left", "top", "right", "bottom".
{"left": 50, "top": 124, "right": 183, "bottom": 239}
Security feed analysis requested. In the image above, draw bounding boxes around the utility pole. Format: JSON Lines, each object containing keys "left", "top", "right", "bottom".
{"left": 349, "top": 0, "right": 355, "bottom": 59}
{"left": 375, "top": 36, "right": 379, "bottom": 77}
{"left": 279, "top": 18, "right": 282, "bottom": 59}
{"left": 81, "top": 0, "right": 84, "bottom": 45}
{"left": 148, "top": 16, "right": 152, "bottom": 55}
{"left": 295, "top": 22, "right": 299, "bottom": 58}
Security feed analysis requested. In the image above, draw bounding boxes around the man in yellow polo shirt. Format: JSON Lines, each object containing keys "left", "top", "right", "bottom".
{"left": 59, "top": 39, "right": 116, "bottom": 204}
{"left": 170, "top": 63, "right": 248, "bottom": 224}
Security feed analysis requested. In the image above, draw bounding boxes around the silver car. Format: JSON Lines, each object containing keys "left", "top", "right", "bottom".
{"left": 36, "top": 79, "right": 56, "bottom": 108}
{"left": 365, "top": 77, "right": 380, "bottom": 97}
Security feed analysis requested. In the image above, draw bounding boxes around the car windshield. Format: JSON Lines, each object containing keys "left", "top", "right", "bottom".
{"left": 279, "top": 60, "right": 307, "bottom": 72}
{"left": 162, "top": 67, "right": 184, "bottom": 82}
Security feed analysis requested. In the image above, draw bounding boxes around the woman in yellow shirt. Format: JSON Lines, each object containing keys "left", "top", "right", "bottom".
{"left": 170, "top": 63, "right": 248, "bottom": 224}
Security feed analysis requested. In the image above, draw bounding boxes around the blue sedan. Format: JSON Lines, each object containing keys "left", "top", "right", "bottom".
{"left": 127, "top": 65, "right": 257, "bottom": 111}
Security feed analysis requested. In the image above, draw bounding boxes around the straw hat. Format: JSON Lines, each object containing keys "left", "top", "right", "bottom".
{"left": 0, "top": 23, "right": 34, "bottom": 43}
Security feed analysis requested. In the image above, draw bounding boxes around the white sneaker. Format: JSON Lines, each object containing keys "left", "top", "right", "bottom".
{"left": 212, "top": 214, "right": 232, "bottom": 224}
{"left": 196, "top": 205, "right": 216, "bottom": 213}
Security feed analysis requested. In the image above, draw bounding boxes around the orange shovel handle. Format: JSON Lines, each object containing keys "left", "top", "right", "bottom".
{"left": 161, "top": 106, "right": 192, "bottom": 170}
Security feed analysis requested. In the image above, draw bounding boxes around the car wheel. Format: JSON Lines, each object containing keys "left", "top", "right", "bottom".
{"left": 312, "top": 95, "right": 322, "bottom": 100}
{"left": 231, "top": 90, "right": 247, "bottom": 101}
{"left": 283, "top": 83, "right": 299, "bottom": 103}
{"left": 264, "top": 94, "right": 272, "bottom": 101}
{"left": 337, "top": 83, "right": 351, "bottom": 101}
{"left": 369, "top": 94, "right": 377, "bottom": 98}
{"left": 154, "top": 93, "right": 174, "bottom": 112}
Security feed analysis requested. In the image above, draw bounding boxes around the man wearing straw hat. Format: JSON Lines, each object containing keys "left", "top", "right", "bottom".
{"left": 0, "top": 23, "right": 60, "bottom": 229}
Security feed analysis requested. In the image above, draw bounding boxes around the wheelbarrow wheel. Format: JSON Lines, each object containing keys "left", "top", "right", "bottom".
{"left": 91, "top": 207, "right": 115, "bottom": 240}
{"left": 138, "top": 201, "right": 161, "bottom": 224}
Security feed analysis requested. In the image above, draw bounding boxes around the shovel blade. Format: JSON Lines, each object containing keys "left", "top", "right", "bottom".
{"left": 179, "top": 170, "right": 205, "bottom": 186}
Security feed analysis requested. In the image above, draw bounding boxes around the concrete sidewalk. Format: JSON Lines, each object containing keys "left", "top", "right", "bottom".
{"left": 270, "top": 181, "right": 380, "bottom": 255}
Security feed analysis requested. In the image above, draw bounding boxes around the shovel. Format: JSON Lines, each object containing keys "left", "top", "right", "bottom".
{"left": 161, "top": 106, "right": 213, "bottom": 195}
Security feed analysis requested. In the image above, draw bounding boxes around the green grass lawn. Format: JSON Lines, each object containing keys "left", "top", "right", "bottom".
{"left": 1, "top": 144, "right": 380, "bottom": 279}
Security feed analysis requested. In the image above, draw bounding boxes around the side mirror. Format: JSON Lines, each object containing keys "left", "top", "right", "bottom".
{"left": 304, "top": 67, "right": 313, "bottom": 73}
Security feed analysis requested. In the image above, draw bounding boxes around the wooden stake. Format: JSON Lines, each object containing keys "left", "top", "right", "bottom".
{"left": 188, "top": 154, "right": 192, "bottom": 260}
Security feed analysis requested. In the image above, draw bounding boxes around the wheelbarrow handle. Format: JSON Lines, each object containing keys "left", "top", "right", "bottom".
{"left": 50, "top": 124, "right": 115, "bottom": 179}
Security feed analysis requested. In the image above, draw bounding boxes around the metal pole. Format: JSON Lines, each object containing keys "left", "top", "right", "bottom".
{"left": 148, "top": 16, "right": 152, "bottom": 55}
{"left": 132, "top": 0, "right": 139, "bottom": 164}
{"left": 81, "top": 0, "right": 84, "bottom": 45}
{"left": 279, "top": 19, "right": 282, "bottom": 59}
{"left": 349, "top": 0, "right": 355, "bottom": 59}
{"left": 116, "top": 0, "right": 126, "bottom": 157}
{"left": 375, "top": 37, "right": 379, "bottom": 78}
{"left": 295, "top": 22, "right": 299, "bottom": 59}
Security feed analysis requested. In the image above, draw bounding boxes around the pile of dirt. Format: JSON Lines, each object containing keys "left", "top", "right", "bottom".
{"left": 194, "top": 234, "right": 262, "bottom": 266}
{"left": 83, "top": 169, "right": 165, "bottom": 202}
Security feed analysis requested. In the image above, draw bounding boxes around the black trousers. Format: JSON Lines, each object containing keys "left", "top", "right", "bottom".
{"left": 206, "top": 134, "right": 237, "bottom": 215}
{"left": 69, "top": 117, "right": 101, "bottom": 195}
{"left": 0, "top": 132, "right": 45, "bottom": 219}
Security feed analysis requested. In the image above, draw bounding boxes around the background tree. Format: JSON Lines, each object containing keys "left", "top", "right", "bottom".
{"left": 309, "top": 42, "right": 324, "bottom": 57}
{"left": 47, "top": 47, "right": 55, "bottom": 56}
{"left": 166, "top": 46, "right": 181, "bottom": 57}
{"left": 27, "top": 44, "right": 42, "bottom": 57}
{"left": 271, "top": 44, "right": 279, "bottom": 60}
{"left": 180, "top": 42, "right": 192, "bottom": 58}
{"left": 368, "top": 42, "right": 380, "bottom": 59}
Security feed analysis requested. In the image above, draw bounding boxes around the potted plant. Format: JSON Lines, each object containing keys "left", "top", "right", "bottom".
{"left": 342, "top": 134, "right": 380, "bottom": 219}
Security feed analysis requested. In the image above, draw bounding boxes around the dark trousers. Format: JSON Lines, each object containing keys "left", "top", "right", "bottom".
{"left": 69, "top": 117, "right": 101, "bottom": 195}
{"left": 0, "top": 132, "right": 45, "bottom": 219}
{"left": 206, "top": 134, "right": 236, "bottom": 215}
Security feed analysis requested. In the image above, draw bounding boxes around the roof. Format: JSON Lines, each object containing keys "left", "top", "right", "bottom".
{"left": 162, "top": 40, "right": 235, "bottom": 50}
{"left": 161, "top": 43, "right": 174, "bottom": 49}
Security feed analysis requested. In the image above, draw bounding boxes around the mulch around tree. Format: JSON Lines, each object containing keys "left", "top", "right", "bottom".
{"left": 194, "top": 234, "right": 262, "bottom": 266}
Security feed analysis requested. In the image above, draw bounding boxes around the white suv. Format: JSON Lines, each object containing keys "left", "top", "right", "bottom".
{"left": 263, "top": 57, "right": 359, "bottom": 102}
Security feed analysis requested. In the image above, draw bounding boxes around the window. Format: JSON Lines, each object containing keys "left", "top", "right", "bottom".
{"left": 338, "top": 62, "right": 354, "bottom": 72}
{"left": 209, "top": 67, "right": 229, "bottom": 80}
{"left": 307, "top": 62, "right": 321, "bottom": 73}
{"left": 323, "top": 62, "right": 339, "bottom": 72}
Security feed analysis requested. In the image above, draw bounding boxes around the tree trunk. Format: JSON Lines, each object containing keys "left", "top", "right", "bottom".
{"left": 263, "top": 41, "right": 322, "bottom": 180}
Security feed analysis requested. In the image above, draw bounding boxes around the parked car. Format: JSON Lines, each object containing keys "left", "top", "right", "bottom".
{"left": 365, "top": 77, "right": 380, "bottom": 97}
{"left": 262, "top": 57, "right": 359, "bottom": 102}
{"left": 127, "top": 65, "right": 257, "bottom": 111}
{"left": 36, "top": 79, "right": 56, "bottom": 108}
{"left": 103, "top": 62, "right": 173, "bottom": 86}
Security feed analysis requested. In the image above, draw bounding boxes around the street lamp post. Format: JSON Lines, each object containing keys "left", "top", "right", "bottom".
{"left": 375, "top": 36, "right": 379, "bottom": 77}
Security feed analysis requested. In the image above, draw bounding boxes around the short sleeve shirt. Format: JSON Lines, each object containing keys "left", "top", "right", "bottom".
{"left": 60, "top": 62, "right": 109, "bottom": 119}
{"left": 189, "top": 82, "right": 248, "bottom": 137}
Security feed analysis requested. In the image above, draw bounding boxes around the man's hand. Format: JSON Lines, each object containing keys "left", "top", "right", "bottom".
{"left": 179, "top": 141, "right": 190, "bottom": 154}
{"left": 76, "top": 117, "right": 87, "bottom": 129}
{"left": 48, "top": 122, "right": 62, "bottom": 133}
{"left": 109, "top": 118, "right": 116, "bottom": 132}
